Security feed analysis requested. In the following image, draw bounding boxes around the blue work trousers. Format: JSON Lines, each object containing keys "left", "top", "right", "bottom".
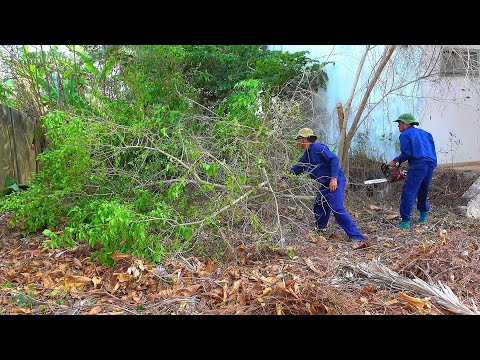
{"left": 400, "top": 164, "right": 435, "bottom": 221}
{"left": 314, "top": 180, "right": 364, "bottom": 239}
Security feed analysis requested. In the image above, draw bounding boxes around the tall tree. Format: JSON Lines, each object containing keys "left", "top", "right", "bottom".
{"left": 333, "top": 45, "right": 453, "bottom": 180}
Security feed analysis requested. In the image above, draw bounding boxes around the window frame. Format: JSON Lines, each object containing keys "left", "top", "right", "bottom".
{"left": 440, "top": 48, "right": 480, "bottom": 77}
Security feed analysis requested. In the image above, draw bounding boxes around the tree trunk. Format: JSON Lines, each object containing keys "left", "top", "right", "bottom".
{"left": 338, "top": 46, "right": 370, "bottom": 172}
{"left": 339, "top": 45, "right": 397, "bottom": 182}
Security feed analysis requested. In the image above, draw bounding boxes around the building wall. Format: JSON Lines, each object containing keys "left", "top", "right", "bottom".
{"left": 420, "top": 71, "right": 480, "bottom": 165}
{"left": 269, "top": 45, "right": 480, "bottom": 165}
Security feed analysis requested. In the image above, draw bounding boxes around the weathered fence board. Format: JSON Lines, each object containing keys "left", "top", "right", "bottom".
{"left": 0, "top": 104, "right": 36, "bottom": 191}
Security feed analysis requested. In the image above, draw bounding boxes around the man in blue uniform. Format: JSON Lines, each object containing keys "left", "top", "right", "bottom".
{"left": 387, "top": 113, "right": 437, "bottom": 229}
{"left": 288, "top": 127, "right": 365, "bottom": 242}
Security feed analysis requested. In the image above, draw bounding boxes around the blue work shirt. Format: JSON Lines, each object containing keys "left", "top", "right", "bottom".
{"left": 393, "top": 126, "right": 437, "bottom": 169}
{"left": 290, "top": 142, "right": 346, "bottom": 186}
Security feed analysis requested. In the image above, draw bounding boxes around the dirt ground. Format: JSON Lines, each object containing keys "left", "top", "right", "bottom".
{"left": 1, "top": 167, "right": 479, "bottom": 315}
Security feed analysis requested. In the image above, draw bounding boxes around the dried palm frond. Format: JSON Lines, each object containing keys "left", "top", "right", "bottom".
{"left": 333, "top": 258, "right": 479, "bottom": 315}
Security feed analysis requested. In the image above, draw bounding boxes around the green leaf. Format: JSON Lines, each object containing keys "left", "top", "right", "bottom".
{"left": 103, "top": 57, "right": 115, "bottom": 78}
{"left": 84, "top": 60, "right": 100, "bottom": 75}
{"left": 4, "top": 175, "right": 15, "bottom": 188}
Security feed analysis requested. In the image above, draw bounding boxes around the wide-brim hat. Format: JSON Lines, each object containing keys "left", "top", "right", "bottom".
{"left": 295, "top": 127, "right": 317, "bottom": 140}
{"left": 394, "top": 113, "right": 419, "bottom": 126}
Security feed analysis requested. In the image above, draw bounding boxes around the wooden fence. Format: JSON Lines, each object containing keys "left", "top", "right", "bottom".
{"left": 0, "top": 104, "right": 36, "bottom": 191}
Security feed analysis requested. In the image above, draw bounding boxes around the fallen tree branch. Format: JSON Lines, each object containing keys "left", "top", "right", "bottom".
{"left": 333, "top": 258, "right": 479, "bottom": 315}
{"left": 263, "top": 168, "right": 285, "bottom": 244}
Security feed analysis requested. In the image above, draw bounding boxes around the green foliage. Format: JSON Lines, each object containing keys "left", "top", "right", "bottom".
{"left": 183, "top": 45, "right": 267, "bottom": 102}
{"left": 214, "top": 79, "right": 266, "bottom": 162}
{"left": 0, "top": 45, "right": 332, "bottom": 266}
{"left": 253, "top": 50, "right": 330, "bottom": 95}
{"left": 11, "top": 294, "right": 33, "bottom": 308}
{"left": 121, "top": 45, "right": 193, "bottom": 113}
{"left": 182, "top": 45, "right": 329, "bottom": 104}
{"left": 1, "top": 175, "right": 29, "bottom": 197}
{"left": 0, "top": 80, "right": 14, "bottom": 106}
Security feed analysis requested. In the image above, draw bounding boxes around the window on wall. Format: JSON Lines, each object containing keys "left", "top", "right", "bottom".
{"left": 441, "top": 48, "right": 480, "bottom": 76}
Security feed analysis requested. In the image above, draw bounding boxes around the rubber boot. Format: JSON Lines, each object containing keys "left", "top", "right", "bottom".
{"left": 418, "top": 211, "right": 428, "bottom": 223}
{"left": 397, "top": 220, "right": 411, "bottom": 229}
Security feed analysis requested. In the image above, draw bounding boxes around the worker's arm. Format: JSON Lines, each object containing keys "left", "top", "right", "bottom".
{"left": 392, "top": 133, "right": 412, "bottom": 165}
{"left": 318, "top": 145, "right": 339, "bottom": 192}
{"left": 290, "top": 152, "right": 308, "bottom": 175}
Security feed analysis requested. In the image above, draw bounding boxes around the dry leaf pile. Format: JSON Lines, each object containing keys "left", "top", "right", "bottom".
{"left": 1, "top": 168, "right": 480, "bottom": 315}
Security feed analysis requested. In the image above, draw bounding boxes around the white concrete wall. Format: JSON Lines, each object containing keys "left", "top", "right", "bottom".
{"left": 270, "top": 45, "right": 480, "bottom": 165}
{"left": 420, "top": 77, "right": 480, "bottom": 165}
{"left": 268, "top": 45, "right": 416, "bottom": 162}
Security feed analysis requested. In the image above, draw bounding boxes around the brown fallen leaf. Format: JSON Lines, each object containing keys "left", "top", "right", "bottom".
{"left": 174, "top": 284, "right": 203, "bottom": 297}
{"left": 114, "top": 273, "right": 132, "bottom": 283}
{"left": 439, "top": 229, "right": 447, "bottom": 245}
{"left": 369, "top": 204, "right": 381, "bottom": 211}
{"left": 237, "top": 245, "right": 247, "bottom": 253}
{"left": 305, "top": 232, "right": 326, "bottom": 244}
{"left": 65, "top": 275, "right": 91, "bottom": 284}
{"left": 158, "top": 289, "right": 174, "bottom": 299}
{"left": 386, "top": 299, "right": 398, "bottom": 306}
{"left": 88, "top": 306, "right": 103, "bottom": 315}
{"left": 238, "top": 293, "right": 247, "bottom": 306}
{"left": 328, "top": 233, "right": 342, "bottom": 240}
{"left": 361, "top": 285, "right": 376, "bottom": 294}
{"left": 398, "top": 292, "right": 430, "bottom": 309}
{"left": 472, "top": 241, "right": 479, "bottom": 251}
{"left": 359, "top": 297, "right": 369, "bottom": 305}
{"left": 99, "top": 311, "right": 125, "bottom": 315}
{"left": 276, "top": 281, "right": 301, "bottom": 299}
{"left": 92, "top": 276, "right": 102, "bottom": 289}
{"left": 385, "top": 214, "right": 399, "bottom": 220}
{"left": 310, "top": 301, "right": 328, "bottom": 315}
{"left": 69, "top": 287, "right": 82, "bottom": 299}
{"left": 42, "top": 275, "right": 55, "bottom": 289}
{"left": 276, "top": 303, "right": 284, "bottom": 315}
{"left": 128, "top": 291, "right": 141, "bottom": 302}
{"left": 303, "top": 258, "right": 321, "bottom": 274}
{"left": 205, "top": 259, "right": 215, "bottom": 273}
{"left": 252, "top": 283, "right": 264, "bottom": 291}
{"left": 353, "top": 241, "right": 373, "bottom": 250}
{"left": 326, "top": 307, "right": 339, "bottom": 315}
{"left": 204, "top": 292, "right": 224, "bottom": 301}
{"left": 111, "top": 282, "right": 120, "bottom": 293}
{"left": 10, "top": 307, "right": 31, "bottom": 314}
{"left": 110, "top": 253, "right": 131, "bottom": 261}
{"left": 73, "top": 258, "right": 83, "bottom": 268}
{"left": 229, "top": 280, "right": 242, "bottom": 296}
{"left": 260, "top": 276, "right": 277, "bottom": 284}
{"left": 239, "top": 255, "right": 246, "bottom": 265}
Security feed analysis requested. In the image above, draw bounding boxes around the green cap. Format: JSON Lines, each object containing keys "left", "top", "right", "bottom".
{"left": 295, "top": 127, "right": 317, "bottom": 140}
{"left": 394, "top": 113, "right": 419, "bottom": 125}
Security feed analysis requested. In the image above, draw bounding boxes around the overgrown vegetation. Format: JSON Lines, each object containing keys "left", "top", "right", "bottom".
{"left": 0, "top": 45, "right": 330, "bottom": 265}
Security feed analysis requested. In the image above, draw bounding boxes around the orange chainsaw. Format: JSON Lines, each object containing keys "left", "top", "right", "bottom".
{"left": 364, "top": 163, "right": 407, "bottom": 185}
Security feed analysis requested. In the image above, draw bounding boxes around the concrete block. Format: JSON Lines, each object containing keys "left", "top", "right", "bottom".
{"left": 460, "top": 176, "right": 480, "bottom": 219}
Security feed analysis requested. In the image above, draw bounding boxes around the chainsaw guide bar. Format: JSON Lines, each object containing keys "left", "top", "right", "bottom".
{"left": 363, "top": 178, "right": 389, "bottom": 185}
